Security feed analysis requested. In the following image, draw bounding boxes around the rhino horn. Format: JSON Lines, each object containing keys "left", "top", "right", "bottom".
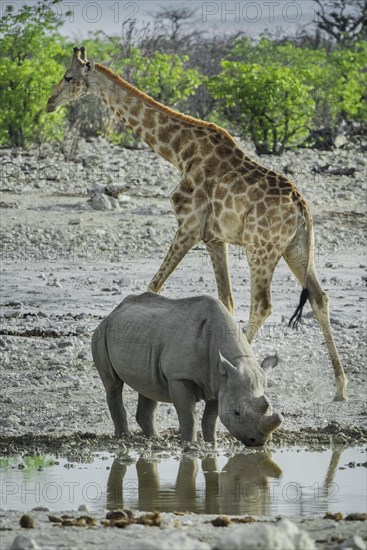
{"left": 255, "top": 395, "right": 270, "bottom": 414}
{"left": 259, "top": 412, "right": 283, "bottom": 435}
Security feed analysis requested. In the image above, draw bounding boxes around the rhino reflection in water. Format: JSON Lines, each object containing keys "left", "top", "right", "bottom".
{"left": 92, "top": 293, "right": 282, "bottom": 446}
{"left": 106, "top": 451, "right": 282, "bottom": 515}
{"left": 212, "top": 452, "right": 283, "bottom": 516}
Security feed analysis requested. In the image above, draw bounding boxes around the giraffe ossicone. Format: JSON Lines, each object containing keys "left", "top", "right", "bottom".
{"left": 46, "top": 47, "right": 348, "bottom": 401}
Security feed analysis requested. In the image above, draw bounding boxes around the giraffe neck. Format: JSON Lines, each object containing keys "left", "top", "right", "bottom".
{"left": 91, "top": 64, "right": 236, "bottom": 172}
{"left": 91, "top": 64, "right": 186, "bottom": 168}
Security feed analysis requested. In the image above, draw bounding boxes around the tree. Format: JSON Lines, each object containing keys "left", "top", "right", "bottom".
{"left": 209, "top": 62, "right": 314, "bottom": 154}
{"left": 314, "top": 0, "right": 367, "bottom": 45}
{"left": 153, "top": 7, "right": 198, "bottom": 42}
{"left": 0, "top": 0, "right": 67, "bottom": 147}
{"left": 223, "top": 36, "right": 367, "bottom": 149}
{"left": 121, "top": 48, "right": 203, "bottom": 105}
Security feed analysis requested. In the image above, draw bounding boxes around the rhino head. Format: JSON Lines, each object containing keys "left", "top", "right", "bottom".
{"left": 218, "top": 353, "right": 283, "bottom": 446}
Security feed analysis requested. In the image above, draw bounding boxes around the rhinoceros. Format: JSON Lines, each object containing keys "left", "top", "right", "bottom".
{"left": 91, "top": 292, "right": 283, "bottom": 446}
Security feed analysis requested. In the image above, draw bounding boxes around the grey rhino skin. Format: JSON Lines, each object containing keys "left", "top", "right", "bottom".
{"left": 91, "top": 292, "right": 283, "bottom": 446}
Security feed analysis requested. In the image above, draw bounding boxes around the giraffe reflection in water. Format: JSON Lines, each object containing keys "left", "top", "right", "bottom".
{"left": 106, "top": 451, "right": 282, "bottom": 515}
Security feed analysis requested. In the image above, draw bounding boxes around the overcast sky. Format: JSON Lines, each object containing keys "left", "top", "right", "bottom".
{"left": 3, "top": 0, "right": 322, "bottom": 39}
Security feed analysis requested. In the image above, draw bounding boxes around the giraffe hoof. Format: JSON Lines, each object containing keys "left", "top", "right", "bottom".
{"left": 333, "top": 393, "right": 348, "bottom": 402}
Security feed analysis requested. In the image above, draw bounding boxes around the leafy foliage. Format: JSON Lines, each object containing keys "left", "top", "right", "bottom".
{"left": 0, "top": 2, "right": 365, "bottom": 153}
{"left": 217, "top": 37, "right": 367, "bottom": 150}
{"left": 0, "top": 0, "right": 66, "bottom": 147}
{"left": 209, "top": 62, "right": 314, "bottom": 154}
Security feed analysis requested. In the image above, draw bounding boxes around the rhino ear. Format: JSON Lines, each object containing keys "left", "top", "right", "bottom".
{"left": 219, "top": 352, "right": 238, "bottom": 377}
{"left": 261, "top": 354, "right": 278, "bottom": 374}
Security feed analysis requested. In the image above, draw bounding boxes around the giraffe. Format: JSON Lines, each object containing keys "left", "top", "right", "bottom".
{"left": 46, "top": 47, "right": 348, "bottom": 401}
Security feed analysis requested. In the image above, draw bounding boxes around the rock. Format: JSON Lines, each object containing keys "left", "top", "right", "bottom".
{"left": 89, "top": 192, "right": 119, "bottom": 210}
{"left": 117, "top": 276, "right": 132, "bottom": 286}
{"left": 345, "top": 513, "right": 367, "bottom": 521}
{"left": 211, "top": 515, "right": 233, "bottom": 527}
{"left": 216, "top": 519, "right": 316, "bottom": 550}
{"left": 334, "top": 135, "right": 348, "bottom": 148}
{"left": 4, "top": 310, "right": 22, "bottom": 318}
{"left": 90, "top": 192, "right": 112, "bottom": 210}
{"left": 47, "top": 278, "right": 62, "bottom": 287}
{"left": 57, "top": 340, "right": 73, "bottom": 348}
{"left": 107, "top": 196, "right": 120, "bottom": 209}
{"left": 138, "top": 533, "right": 210, "bottom": 550}
{"left": 20, "top": 514, "right": 34, "bottom": 528}
{"left": 338, "top": 536, "right": 366, "bottom": 550}
{"left": 105, "top": 182, "right": 128, "bottom": 198}
{"left": 106, "top": 510, "right": 128, "bottom": 521}
{"left": 78, "top": 504, "right": 89, "bottom": 512}
{"left": 88, "top": 182, "right": 105, "bottom": 194}
{"left": 283, "top": 163, "right": 297, "bottom": 175}
{"left": 9, "top": 535, "right": 41, "bottom": 550}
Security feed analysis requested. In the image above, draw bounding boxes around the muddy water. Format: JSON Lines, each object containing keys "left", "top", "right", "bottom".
{"left": 1, "top": 447, "right": 366, "bottom": 516}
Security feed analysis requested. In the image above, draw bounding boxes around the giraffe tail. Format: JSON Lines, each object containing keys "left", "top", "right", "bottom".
{"left": 288, "top": 288, "right": 309, "bottom": 328}
{"left": 288, "top": 197, "right": 314, "bottom": 329}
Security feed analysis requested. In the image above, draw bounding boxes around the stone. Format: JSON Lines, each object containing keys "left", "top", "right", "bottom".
{"left": 31, "top": 506, "right": 49, "bottom": 512}
{"left": 58, "top": 340, "right": 73, "bottom": 348}
{"left": 338, "top": 536, "right": 366, "bottom": 550}
{"left": 138, "top": 533, "right": 210, "bottom": 549}
{"left": 89, "top": 192, "right": 120, "bottom": 211}
{"left": 4, "top": 310, "right": 22, "bottom": 318}
{"left": 90, "top": 192, "right": 113, "bottom": 210}
{"left": 334, "top": 135, "right": 348, "bottom": 148}
{"left": 9, "top": 535, "right": 41, "bottom": 550}
{"left": 20, "top": 514, "right": 34, "bottom": 528}
{"left": 78, "top": 503, "right": 89, "bottom": 512}
{"left": 216, "top": 519, "right": 316, "bottom": 550}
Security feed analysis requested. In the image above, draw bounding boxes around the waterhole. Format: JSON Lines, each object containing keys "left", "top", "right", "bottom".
{"left": 1, "top": 447, "right": 365, "bottom": 516}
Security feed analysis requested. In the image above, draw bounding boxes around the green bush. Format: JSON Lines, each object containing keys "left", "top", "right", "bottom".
{"left": 223, "top": 37, "right": 367, "bottom": 149}
{"left": 0, "top": 1, "right": 66, "bottom": 147}
{"left": 209, "top": 62, "right": 314, "bottom": 154}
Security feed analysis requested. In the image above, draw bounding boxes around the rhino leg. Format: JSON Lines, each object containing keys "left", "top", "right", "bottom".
{"left": 202, "top": 400, "right": 219, "bottom": 442}
{"left": 136, "top": 394, "right": 159, "bottom": 437}
{"left": 169, "top": 380, "right": 198, "bottom": 443}
{"left": 106, "top": 382, "right": 129, "bottom": 437}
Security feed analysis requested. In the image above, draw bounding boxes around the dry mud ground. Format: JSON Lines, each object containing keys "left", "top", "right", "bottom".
{"left": 0, "top": 138, "right": 366, "bottom": 548}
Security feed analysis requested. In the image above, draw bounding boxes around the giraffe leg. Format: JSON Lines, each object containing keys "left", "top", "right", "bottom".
{"left": 284, "top": 245, "right": 348, "bottom": 401}
{"left": 147, "top": 225, "right": 200, "bottom": 293}
{"left": 245, "top": 247, "right": 283, "bottom": 344}
{"left": 206, "top": 241, "right": 234, "bottom": 314}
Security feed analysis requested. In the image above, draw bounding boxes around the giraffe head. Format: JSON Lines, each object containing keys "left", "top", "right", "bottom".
{"left": 46, "top": 46, "right": 96, "bottom": 112}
